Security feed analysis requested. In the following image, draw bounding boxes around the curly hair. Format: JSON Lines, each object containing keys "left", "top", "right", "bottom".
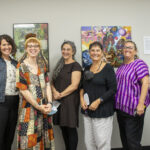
{"left": 0, "top": 34, "right": 17, "bottom": 57}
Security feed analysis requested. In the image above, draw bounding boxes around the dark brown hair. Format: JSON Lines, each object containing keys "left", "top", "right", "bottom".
{"left": 89, "top": 41, "right": 103, "bottom": 50}
{"left": 0, "top": 34, "right": 17, "bottom": 57}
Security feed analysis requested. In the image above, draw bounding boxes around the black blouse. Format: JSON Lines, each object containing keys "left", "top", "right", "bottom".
{"left": 81, "top": 63, "right": 117, "bottom": 118}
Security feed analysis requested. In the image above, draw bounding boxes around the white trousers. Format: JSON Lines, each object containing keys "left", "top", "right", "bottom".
{"left": 83, "top": 115, "right": 113, "bottom": 150}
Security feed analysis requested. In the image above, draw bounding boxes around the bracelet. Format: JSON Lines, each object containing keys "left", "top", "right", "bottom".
{"left": 48, "top": 101, "right": 53, "bottom": 106}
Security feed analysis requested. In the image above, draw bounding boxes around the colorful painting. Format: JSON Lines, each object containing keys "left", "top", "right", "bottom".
{"left": 13, "top": 23, "right": 49, "bottom": 63}
{"left": 81, "top": 26, "right": 132, "bottom": 67}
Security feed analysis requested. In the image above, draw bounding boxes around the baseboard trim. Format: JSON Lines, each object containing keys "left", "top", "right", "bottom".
{"left": 112, "top": 146, "right": 150, "bottom": 150}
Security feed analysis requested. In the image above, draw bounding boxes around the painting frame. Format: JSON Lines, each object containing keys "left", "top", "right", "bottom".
{"left": 13, "top": 23, "right": 49, "bottom": 69}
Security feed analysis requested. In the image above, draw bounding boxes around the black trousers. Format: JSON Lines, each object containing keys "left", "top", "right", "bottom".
{"left": 60, "top": 126, "right": 78, "bottom": 150}
{"left": 0, "top": 95, "right": 19, "bottom": 150}
{"left": 117, "top": 110, "right": 145, "bottom": 150}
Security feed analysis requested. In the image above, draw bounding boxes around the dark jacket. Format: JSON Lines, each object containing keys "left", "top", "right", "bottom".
{"left": 0, "top": 57, "right": 18, "bottom": 102}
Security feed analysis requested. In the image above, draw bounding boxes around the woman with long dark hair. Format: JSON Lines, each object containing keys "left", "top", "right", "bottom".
{"left": 52, "top": 41, "right": 82, "bottom": 150}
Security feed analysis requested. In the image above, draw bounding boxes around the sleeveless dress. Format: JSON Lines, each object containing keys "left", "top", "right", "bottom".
{"left": 16, "top": 63, "right": 55, "bottom": 150}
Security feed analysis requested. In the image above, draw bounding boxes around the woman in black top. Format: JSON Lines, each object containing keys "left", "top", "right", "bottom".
{"left": 52, "top": 41, "right": 82, "bottom": 150}
{"left": 80, "top": 41, "right": 117, "bottom": 150}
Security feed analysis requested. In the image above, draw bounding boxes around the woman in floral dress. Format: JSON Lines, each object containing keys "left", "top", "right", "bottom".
{"left": 16, "top": 33, "right": 55, "bottom": 150}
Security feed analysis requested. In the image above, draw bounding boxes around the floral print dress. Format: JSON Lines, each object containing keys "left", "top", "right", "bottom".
{"left": 16, "top": 63, "right": 55, "bottom": 150}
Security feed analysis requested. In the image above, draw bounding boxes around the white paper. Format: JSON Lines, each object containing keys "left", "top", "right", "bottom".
{"left": 53, "top": 101, "right": 61, "bottom": 108}
{"left": 48, "top": 101, "right": 61, "bottom": 115}
{"left": 144, "top": 36, "right": 150, "bottom": 54}
{"left": 84, "top": 93, "right": 90, "bottom": 105}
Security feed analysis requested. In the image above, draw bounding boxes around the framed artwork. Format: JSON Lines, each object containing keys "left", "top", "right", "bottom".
{"left": 13, "top": 23, "right": 49, "bottom": 66}
{"left": 81, "top": 26, "right": 132, "bottom": 68}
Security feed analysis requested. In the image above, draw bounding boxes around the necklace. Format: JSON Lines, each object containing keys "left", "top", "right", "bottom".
{"left": 96, "top": 61, "right": 102, "bottom": 71}
{"left": 91, "top": 61, "right": 103, "bottom": 73}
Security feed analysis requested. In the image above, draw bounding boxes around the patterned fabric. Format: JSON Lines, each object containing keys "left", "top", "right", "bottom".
{"left": 5, "top": 59, "right": 19, "bottom": 95}
{"left": 16, "top": 62, "right": 55, "bottom": 150}
{"left": 115, "top": 59, "right": 150, "bottom": 116}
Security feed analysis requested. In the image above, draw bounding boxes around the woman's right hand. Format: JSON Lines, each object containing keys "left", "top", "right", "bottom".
{"left": 81, "top": 100, "right": 88, "bottom": 110}
{"left": 53, "top": 90, "right": 61, "bottom": 100}
{"left": 39, "top": 105, "right": 50, "bottom": 114}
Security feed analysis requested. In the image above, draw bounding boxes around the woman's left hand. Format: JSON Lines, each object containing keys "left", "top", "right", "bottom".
{"left": 89, "top": 98, "right": 101, "bottom": 111}
{"left": 136, "top": 103, "right": 145, "bottom": 116}
{"left": 45, "top": 103, "right": 52, "bottom": 113}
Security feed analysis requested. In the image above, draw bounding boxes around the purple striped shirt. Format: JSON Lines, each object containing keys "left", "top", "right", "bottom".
{"left": 115, "top": 59, "right": 150, "bottom": 115}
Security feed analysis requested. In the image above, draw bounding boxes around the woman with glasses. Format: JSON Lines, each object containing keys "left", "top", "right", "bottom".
{"left": 0, "top": 34, "right": 19, "bottom": 150}
{"left": 52, "top": 41, "right": 82, "bottom": 150}
{"left": 16, "top": 33, "right": 55, "bottom": 150}
{"left": 115, "top": 40, "right": 150, "bottom": 150}
{"left": 80, "top": 41, "right": 117, "bottom": 150}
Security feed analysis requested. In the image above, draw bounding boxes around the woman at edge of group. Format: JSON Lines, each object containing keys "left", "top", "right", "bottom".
{"left": 16, "top": 33, "right": 55, "bottom": 150}
{"left": 0, "top": 34, "right": 19, "bottom": 150}
{"left": 80, "top": 41, "right": 117, "bottom": 150}
{"left": 115, "top": 40, "right": 149, "bottom": 150}
{"left": 51, "top": 41, "right": 82, "bottom": 150}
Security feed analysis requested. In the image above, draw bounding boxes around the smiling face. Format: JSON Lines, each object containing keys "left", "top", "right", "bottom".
{"left": 26, "top": 42, "right": 40, "bottom": 58}
{"left": 123, "top": 42, "right": 137, "bottom": 61}
{"left": 89, "top": 45, "right": 103, "bottom": 62}
{"left": 0, "top": 39, "right": 12, "bottom": 58}
{"left": 61, "top": 44, "right": 74, "bottom": 60}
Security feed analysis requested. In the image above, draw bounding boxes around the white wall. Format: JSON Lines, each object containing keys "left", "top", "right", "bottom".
{"left": 1, "top": 0, "right": 150, "bottom": 149}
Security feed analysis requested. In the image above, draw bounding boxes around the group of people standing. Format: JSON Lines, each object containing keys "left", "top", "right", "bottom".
{"left": 0, "top": 33, "right": 149, "bottom": 150}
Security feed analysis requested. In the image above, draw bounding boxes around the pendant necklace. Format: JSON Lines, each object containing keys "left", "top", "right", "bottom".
{"left": 96, "top": 61, "right": 102, "bottom": 71}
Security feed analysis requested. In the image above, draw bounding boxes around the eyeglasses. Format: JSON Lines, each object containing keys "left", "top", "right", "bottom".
{"left": 123, "top": 46, "right": 134, "bottom": 50}
{"left": 27, "top": 45, "right": 39, "bottom": 48}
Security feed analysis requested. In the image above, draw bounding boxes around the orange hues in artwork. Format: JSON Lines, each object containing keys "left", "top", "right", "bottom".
{"left": 24, "top": 108, "right": 31, "bottom": 122}
{"left": 43, "top": 114, "right": 47, "bottom": 118}
{"left": 17, "top": 63, "right": 20, "bottom": 68}
{"left": 22, "top": 100, "right": 27, "bottom": 108}
{"left": 40, "top": 138, "right": 44, "bottom": 150}
{"left": 37, "top": 98, "right": 41, "bottom": 103}
{"left": 44, "top": 65, "right": 47, "bottom": 73}
{"left": 24, "top": 72, "right": 31, "bottom": 84}
{"left": 28, "top": 134, "right": 37, "bottom": 148}
{"left": 37, "top": 67, "right": 41, "bottom": 76}
{"left": 16, "top": 82, "right": 27, "bottom": 90}
{"left": 48, "top": 129, "right": 54, "bottom": 140}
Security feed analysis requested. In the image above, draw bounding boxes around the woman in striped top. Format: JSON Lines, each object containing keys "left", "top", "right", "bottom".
{"left": 115, "top": 40, "right": 150, "bottom": 150}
